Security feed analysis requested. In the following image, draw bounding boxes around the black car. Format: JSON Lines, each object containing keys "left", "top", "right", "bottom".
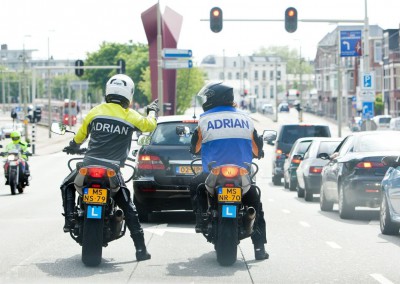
{"left": 320, "top": 131, "right": 400, "bottom": 219}
{"left": 132, "top": 115, "right": 201, "bottom": 222}
{"left": 271, "top": 123, "right": 331, "bottom": 185}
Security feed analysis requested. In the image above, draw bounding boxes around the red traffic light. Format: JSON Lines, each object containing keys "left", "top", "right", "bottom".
{"left": 210, "top": 7, "right": 223, "bottom": 33}
{"left": 285, "top": 7, "right": 298, "bottom": 33}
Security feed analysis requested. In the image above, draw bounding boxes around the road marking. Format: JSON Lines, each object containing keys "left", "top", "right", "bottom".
{"left": 326, "top": 241, "right": 342, "bottom": 249}
{"left": 268, "top": 198, "right": 275, "bottom": 202}
{"left": 370, "top": 273, "right": 394, "bottom": 284}
{"left": 281, "top": 209, "right": 291, "bottom": 214}
{"left": 299, "top": 221, "right": 310, "bottom": 227}
{"left": 144, "top": 223, "right": 195, "bottom": 236}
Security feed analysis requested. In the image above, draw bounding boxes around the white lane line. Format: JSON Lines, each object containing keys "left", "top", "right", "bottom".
{"left": 326, "top": 241, "right": 342, "bottom": 249}
{"left": 299, "top": 221, "right": 310, "bottom": 227}
{"left": 268, "top": 198, "right": 275, "bottom": 202}
{"left": 370, "top": 273, "right": 394, "bottom": 284}
{"left": 281, "top": 209, "right": 291, "bottom": 214}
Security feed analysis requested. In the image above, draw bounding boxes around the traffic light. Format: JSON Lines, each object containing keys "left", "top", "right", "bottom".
{"left": 285, "top": 7, "right": 298, "bottom": 33}
{"left": 210, "top": 7, "right": 223, "bottom": 33}
{"left": 75, "top": 59, "right": 84, "bottom": 77}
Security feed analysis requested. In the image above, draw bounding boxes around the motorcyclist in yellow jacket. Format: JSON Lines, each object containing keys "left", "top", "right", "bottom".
{"left": 3, "top": 130, "right": 31, "bottom": 186}
{"left": 60, "top": 74, "right": 159, "bottom": 262}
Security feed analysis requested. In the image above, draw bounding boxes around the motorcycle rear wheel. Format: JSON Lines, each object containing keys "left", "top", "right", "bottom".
{"left": 216, "top": 217, "right": 238, "bottom": 266}
{"left": 82, "top": 218, "right": 104, "bottom": 267}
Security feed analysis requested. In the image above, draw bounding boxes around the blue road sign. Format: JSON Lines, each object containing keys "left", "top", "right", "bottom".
{"left": 162, "top": 48, "right": 192, "bottom": 58}
{"left": 340, "top": 30, "right": 362, "bottom": 57}
{"left": 362, "top": 72, "right": 374, "bottom": 90}
{"left": 362, "top": 101, "right": 374, "bottom": 119}
{"left": 163, "top": 59, "right": 193, "bottom": 69}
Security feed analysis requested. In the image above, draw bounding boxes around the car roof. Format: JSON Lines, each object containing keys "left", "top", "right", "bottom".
{"left": 156, "top": 115, "right": 199, "bottom": 124}
{"left": 280, "top": 123, "right": 329, "bottom": 127}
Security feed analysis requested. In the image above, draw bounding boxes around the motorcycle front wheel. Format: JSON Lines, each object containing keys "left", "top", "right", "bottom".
{"left": 82, "top": 217, "right": 104, "bottom": 267}
{"left": 216, "top": 214, "right": 238, "bottom": 266}
{"left": 9, "top": 169, "right": 17, "bottom": 195}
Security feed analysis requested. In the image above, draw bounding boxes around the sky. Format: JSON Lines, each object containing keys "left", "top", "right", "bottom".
{"left": 1, "top": 0, "right": 399, "bottom": 65}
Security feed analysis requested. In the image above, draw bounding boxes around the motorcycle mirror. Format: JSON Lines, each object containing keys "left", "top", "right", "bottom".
{"left": 50, "top": 122, "right": 67, "bottom": 135}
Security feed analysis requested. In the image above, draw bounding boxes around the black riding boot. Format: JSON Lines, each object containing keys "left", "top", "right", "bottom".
{"left": 61, "top": 185, "right": 75, "bottom": 233}
{"left": 132, "top": 231, "right": 151, "bottom": 261}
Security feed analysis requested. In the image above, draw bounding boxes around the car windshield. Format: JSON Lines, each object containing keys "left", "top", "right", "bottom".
{"left": 355, "top": 133, "right": 400, "bottom": 152}
{"left": 151, "top": 122, "right": 197, "bottom": 146}
{"left": 281, "top": 126, "right": 330, "bottom": 144}
{"left": 378, "top": 117, "right": 391, "bottom": 123}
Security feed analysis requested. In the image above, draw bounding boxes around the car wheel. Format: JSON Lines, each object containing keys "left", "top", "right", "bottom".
{"left": 133, "top": 195, "right": 150, "bottom": 223}
{"left": 284, "top": 177, "right": 289, "bottom": 189}
{"left": 297, "top": 185, "right": 305, "bottom": 198}
{"left": 380, "top": 193, "right": 400, "bottom": 235}
{"left": 289, "top": 177, "right": 296, "bottom": 191}
{"left": 338, "top": 183, "right": 354, "bottom": 219}
{"left": 272, "top": 175, "right": 281, "bottom": 186}
{"left": 320, "top": 184, "right": 333, "bottom": 211}
{"left": 304, "top": 180, "right": 313, "bottom": 202}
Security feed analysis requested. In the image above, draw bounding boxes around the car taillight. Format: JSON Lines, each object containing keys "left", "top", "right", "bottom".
{"left": 291, "top": 158, "right": 301, "bottom": 164}
{"left": 309, "top": 166, "right": 323, "bottom": 174}
{"left": 138, "top": 155, "right": 165, "bottom": 170}
{"left": 355, "top": 161, "right": 384, "bottom": 169}
{"left": 276, "top": 149, "right": 283, "bottom": 155}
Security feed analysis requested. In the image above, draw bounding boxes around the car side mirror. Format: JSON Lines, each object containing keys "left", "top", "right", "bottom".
{"left": 382, "top": 156, "right": 400, "bottom": 168}
{"left": 263, "top": 130, "right": 277, "bottom": 145}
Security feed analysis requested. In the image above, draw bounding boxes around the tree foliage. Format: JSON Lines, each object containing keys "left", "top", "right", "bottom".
{"left": 255, "top": 46, "right": 313, "bottom": 74}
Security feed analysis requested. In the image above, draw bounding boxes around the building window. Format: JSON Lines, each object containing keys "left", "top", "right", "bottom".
{"left": 262, "top": 86, "right": 266, "bottom": 98}
{"left": 233, "top": 61, "right": 236, "bottom": 67}
{"left": 270, "top": 85, "right": 274, "bottom": 99}
{"left": 254, "top": 71, "right": 258, "bottom": 81}
{"left": 262, "top": 70, "right": 266, "bottom": 81}
{"left": 244, "top": 72, "right": 248, "bottom": 79}
{"left": 236, "top": 72, "right": 240, "bottom": 80}
{"left": 269, "top": 71, "right": 273, "bottom": 80}
{"left": 255, "top": 85, "right": 259, "bottom": 98}
{"left": 228, "top": 72, "right": 232, "bottom": 80}
{"left": 219, "top": 72, "right": 224, "bottom": 80}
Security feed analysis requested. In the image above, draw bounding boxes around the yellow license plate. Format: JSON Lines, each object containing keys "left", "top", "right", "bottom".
{"left": 83, "top": 188, "right": 107, "bottom": 204}
{"left": 176, "top": 165, "right": 202, "bottom": 175}
{"left": 218, "top": 187, "right": 242, "bottom": 203}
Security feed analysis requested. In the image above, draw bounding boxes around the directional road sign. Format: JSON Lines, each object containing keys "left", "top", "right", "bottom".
{"left": 162, "top": 48, "right": 193, "bottom": 58}
{"left": 362, "top": 101, "right": 374, "bottom": 119}
{"left": 340, "top": 30, "right": 362, "bottom": 57}
{"left": 163, "top": 59, "right": 193, "bottom": 69}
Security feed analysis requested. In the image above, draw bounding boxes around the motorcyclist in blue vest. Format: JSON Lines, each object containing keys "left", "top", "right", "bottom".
{"left": 189, "top": 81, "right": 269, "bottom": 260}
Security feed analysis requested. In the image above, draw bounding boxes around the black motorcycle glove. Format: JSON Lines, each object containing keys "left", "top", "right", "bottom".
{"left": 63, "top": 139, "right": 80, "bottom": 155}
{"left": 146, "top": 99, "right": 160, "bottom": 115}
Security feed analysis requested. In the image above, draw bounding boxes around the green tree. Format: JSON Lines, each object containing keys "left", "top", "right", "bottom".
{"left": 83, "top": 42, "right": 149, "bottom": 105}
{"left": 375, "top": 93, "right": 383, "bottom": 115}
{"left": 255, "top": 46, "right": 313, "bottom": 74}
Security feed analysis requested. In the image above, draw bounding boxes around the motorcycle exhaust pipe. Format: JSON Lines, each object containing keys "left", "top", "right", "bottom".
{"left": 243, "top": 206, "right": 256, "bottom": 236}
{"left": 114, "top": 209, "right": 124, "bottom": 222}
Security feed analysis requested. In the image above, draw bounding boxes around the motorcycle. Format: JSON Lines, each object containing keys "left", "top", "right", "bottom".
{"left": 191, "top": 158, "right": 259, "bottom": 266}
{"left": 0, "top": 145, "right": 32, "bottom": 195}
{"left": 51, "top": 122, "right": 136, "bottom": 267}
{"left": 178, "top": 126, "right": 277, "bottom": 266}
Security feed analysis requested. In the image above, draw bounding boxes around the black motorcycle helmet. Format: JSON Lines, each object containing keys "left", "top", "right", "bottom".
{"left": 197, "top": 82, "right": 234, "bottom": 112}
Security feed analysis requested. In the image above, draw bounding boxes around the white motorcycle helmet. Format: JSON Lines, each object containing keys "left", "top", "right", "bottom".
{"left": 105, "top": 74, "right": 135, "bottom": 109}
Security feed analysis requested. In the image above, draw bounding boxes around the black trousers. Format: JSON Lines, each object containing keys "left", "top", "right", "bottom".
{"left": 189, "top": 172, "right": 267, "bottom": 245}
{"left": 61, "top": 169, "right": 144, "bottom": 236}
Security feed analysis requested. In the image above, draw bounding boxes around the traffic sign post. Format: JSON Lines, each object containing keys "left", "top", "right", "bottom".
{"left": 362, "top": 101, "right": 374, "bottom": 120}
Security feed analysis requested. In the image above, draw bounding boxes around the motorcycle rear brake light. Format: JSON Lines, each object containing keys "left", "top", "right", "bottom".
{"left": 88, "top": 167, "right": 107, "bottom": 178}
{"left": 221, "top": 166, "right": 239, "bottom": 178}
{"left": 309, "top": 166, "right": 322, "bottom": 174}
{"left": 355, "top": 161, "right": 384, "bottom": 169}
{"left": 138, "top": 155, "right": 165, "bottom": 170}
